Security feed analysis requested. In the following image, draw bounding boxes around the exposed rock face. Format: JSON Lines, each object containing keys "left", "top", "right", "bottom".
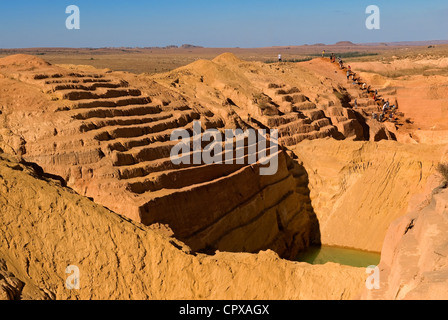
{"left": 1, "top": 53, "right": 445, "bottom": 300}
{"left": 139, "top": 151, "right": 319, "bottom": 259}
{"left": 0, "top": 54, "right": 319, "bottom": 259}
{"left": 0, "top": 259, "right": 24, "bottom": 300}
{"left": 0, "top": 154, "right": 365, "bottom": 300}
{"left": 361, "top": 178, "right": 448, "bottom": 300}
{"left": 292, "top": 139, "right": 444, "bottom": 252}
{"left": 0, "top": 259, "right": 49, "bottom": 300}
{"left": 350, "top": 58, "right": 448, "bottom": 134}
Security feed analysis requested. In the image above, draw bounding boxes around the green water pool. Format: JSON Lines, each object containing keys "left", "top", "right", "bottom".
{"left": 296, "top": 245, "right": 381, "bottom": 268}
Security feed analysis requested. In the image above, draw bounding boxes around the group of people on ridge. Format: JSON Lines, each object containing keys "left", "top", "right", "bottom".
{"left": 324, "top": 52, "right": 398, "bottom": 123}
{"left": 372, "top": 99, "right": 397, "bottom": 122}
{"left": 275, "top": 52, "right": 399, "bottom": 124}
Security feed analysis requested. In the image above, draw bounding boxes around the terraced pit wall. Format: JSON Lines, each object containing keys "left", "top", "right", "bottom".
{"left": 0, "top": 55, "right": 320, "bottom": 259}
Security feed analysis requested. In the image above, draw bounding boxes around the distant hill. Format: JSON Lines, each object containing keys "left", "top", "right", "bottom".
{"left": 362, "top": 40, "right": 448, "bottom": 46}
{"left": 333, "top": 41, "right": 356, "bottom": 46}
{"left": 300, "top": 40, "right": 448, "bottom": 47}
{"left": 181, "top": 44, "right": 204, "bottom": 49}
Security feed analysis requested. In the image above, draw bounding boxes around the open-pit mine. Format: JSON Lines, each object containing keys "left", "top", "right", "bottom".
{"left": 0, "top": 50, "right": 447, "bottom": 300}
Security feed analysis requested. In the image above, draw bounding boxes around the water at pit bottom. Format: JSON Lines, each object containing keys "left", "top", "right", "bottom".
{"left": 296, "top": 245, "right": 381, "bottom": 268}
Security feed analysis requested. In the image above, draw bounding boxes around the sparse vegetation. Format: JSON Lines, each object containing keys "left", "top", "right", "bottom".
{"left": 311, "top": 51, "right": 379, "bottom": 59}
{"left": 253, "top": 93, "right": 278, "bottom": 116}
{"left": 258, "top": 101, "right": 268, "bottom": 110}
{"left": 357, "top": 65, "right": 448, "bottom": 79}
{"left": 264, "top": 52, "right": 379, "bottom": 65}
{"left": 264, "top": 57, "right": 312, "bottom": 64}
{"left": 276, "top": 89, "right": 287, "bottom": 95}
{"left": 287, "top": 87, "right": 300, "bottom": 94}
{"left": 333, "top": 88, "right": 351, "bottom": 108}
{"left": 258, "top": 103, "right": 278, "bottom": 116}
{"left": 282, "top": 95, "right": 294, "bottom": 103}
{"left": 437, "top": 163, "right": 448, "bottom": 183}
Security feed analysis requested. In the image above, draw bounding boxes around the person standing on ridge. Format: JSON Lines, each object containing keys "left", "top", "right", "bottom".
{"left": 278, "top": 54, "right": 282, "bottom": 62}
{"left": 322, "top": 50, "right": 326, "bottom": 58}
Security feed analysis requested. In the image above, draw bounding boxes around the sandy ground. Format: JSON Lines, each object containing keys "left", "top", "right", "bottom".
{"left": 2, "top": 44, "right": 446, "bottom": 136}
{"left": 0, "top": 46, "right": 447, "bottom": 300}
{"left": 350, "top": 56, "right": 448, "bottom": 134}
{"left": 2, "top": 44, "right": 447, "bottom": 74}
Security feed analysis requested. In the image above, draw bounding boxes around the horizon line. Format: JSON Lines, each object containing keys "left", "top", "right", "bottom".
{"left": 1, "top": 40, "right": 448, "bottom": 51}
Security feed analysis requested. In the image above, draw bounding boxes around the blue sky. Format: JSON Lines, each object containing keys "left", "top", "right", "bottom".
{"left": 0, "top": 0, "right": 447, "bottom": 48}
